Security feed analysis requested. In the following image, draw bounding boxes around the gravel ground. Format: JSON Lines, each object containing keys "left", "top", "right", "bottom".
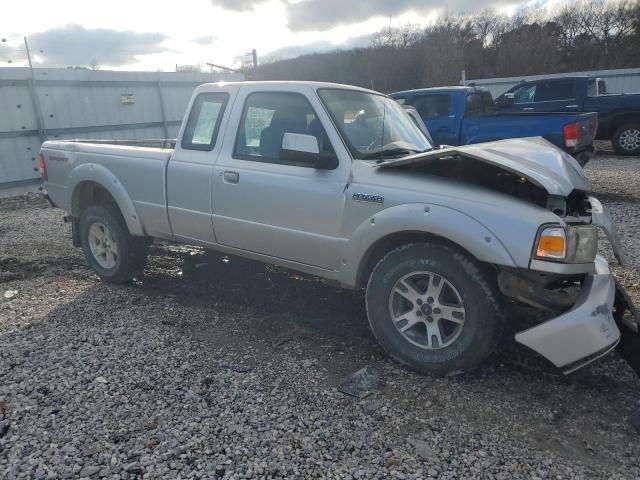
{"left": 1, "top": 156, "right": 640, "bottom": 479}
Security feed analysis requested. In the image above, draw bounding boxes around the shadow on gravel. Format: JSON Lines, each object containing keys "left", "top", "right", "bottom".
{"left": 135, "top": 244, "right": 640, "bottom": 392}
{"left": 139, "top": 244, "right": 372, "bottom": 341}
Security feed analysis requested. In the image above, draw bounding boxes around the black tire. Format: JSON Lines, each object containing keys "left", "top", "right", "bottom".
{"left": 366, "top": 242, "right": 505, "bottom": 375}
{"left": 612, "top": 123, "right": 640, "bottom": 156}
{"left": 79, "top": 204, "right": 147, "bottom": 284}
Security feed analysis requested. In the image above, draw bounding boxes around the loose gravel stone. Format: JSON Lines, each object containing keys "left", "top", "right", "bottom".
{"left": 1, "top": 155, "right": 640, "bottom": 479}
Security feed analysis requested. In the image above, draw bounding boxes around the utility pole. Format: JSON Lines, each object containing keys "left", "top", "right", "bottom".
{"left": 24, "top": 36, "right": 47, "bottom": 142}
{"left": 24, "top": 36, "right": 34, "bottom": 72}
{"left": 251, "top": 49, "right": 258, "bottom": 69}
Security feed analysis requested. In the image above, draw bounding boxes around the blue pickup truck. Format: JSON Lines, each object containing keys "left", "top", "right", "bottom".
{"left": 391, "top": 87, "right": 597, "bottom": 165}
{"left": 494, "top": 76, "right": 640, "bottom": 155}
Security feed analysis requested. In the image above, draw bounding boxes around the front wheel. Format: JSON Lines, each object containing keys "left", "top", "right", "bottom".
{"left": 366, "top": 242, "right": 505, "bottom": 375}
{"left": 79, "top": 205, "right": 147, "bottom": 283}
{"left": 612, "top": 123, "right": 640, "bottom": 156}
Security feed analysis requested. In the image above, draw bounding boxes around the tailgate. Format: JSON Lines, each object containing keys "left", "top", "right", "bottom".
{"left": 573, "top": 112, "right": 597, "bottom": 150}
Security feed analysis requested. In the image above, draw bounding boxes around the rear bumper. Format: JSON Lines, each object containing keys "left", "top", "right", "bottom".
{"left": 515, "top": 255, "right": 621, "bottom": 373}
{"left": 571, "top": 145, "right": 595, "bottom": 167}
{"left": 43, "top": 191, "right": 55, "bottom": 208}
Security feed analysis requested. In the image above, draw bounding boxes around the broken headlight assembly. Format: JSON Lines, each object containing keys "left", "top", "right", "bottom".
{"left": 534, "top": 225, "right": 598, "bottom": 264}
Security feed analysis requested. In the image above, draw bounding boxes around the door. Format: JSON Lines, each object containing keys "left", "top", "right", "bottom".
{"left": 529, "top": 79, "right": 580, "bottom": 112}
{"left": 507, "top": 79, "right": 579, "bottom": 113}
{"left": 409, "top": 94, "right": 459, "bottom": 146}
{"left": 211, "top": 88, "right": 350, "bottom": 270}
{"left": 166, "top": 91, "right": 230, "bottom": 244}
{"left": 506, "top": 82, "right": 539, "bottom": 112}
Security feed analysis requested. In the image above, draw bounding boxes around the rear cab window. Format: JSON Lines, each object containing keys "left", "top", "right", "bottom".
{"left": 181, "top": 92, "right": 229, "bottom": 151}
{"left": 465, "top": 91, "right": 496, "bottom": 116}
{"left": 410, "top": 95, "right": 452, "bottom": 119}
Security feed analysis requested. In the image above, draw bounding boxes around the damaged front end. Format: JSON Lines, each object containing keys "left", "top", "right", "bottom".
{"left": 497, "top": 195, "right": 640, "bottom": 376}
{"left": 499, "top": 258, "right": 639, "bottom": 376}
{"left": 374, "top": 137, "right": 639, "bottom": 375}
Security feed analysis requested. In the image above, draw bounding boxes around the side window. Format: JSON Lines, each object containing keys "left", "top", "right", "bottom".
{"left": 412, "top": 95, "right": 452, "bottom": 119}
{"left": 234, "top": 92, "right": 334, "bottom": 166}
{"left": 534, "top": 80, "right": 575, "bottom": 102}
{"left": 597, "top": 79, "right": 607, "bottom": 95}
{"left": 482, "top": 91, "right": 496, "bottom": 114}
{"left": 465, "top": 93, "right": 484, "bottom": 116}
{"left": 512, "top": 84, "right": 537, "bottom": 104}
{"left": 587, "top": 79, "right": 598, "bottom": 98}
{"left": 181, "top": 93, "right": 229, "bottom": 151}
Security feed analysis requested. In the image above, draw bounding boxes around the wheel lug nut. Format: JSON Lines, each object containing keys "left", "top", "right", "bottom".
{"left": 417, "top": 299, "right": 422, "bottom": 305}
{"left": 434, "top": 308, "right": 441, "bottom": 314}
{"left": 427, "top": 316, "right": 433, "bottom": 322}
{"left": 427, "top": 297, "right": 434, "bottom": 304}
{"left": 416, "top": 311, "right": 423, "bottom": 317}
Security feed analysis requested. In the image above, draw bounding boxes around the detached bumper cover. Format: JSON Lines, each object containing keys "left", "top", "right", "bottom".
{"left": 515, "top": 256, "right": 621, "bottom": 372}
{"left": 589, "top": 195, "right": 626, "bottom": 266}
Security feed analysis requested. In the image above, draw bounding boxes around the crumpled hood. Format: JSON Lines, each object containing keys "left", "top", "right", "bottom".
{"left": 376, "top": 137, "right": 590, "bottom": 197}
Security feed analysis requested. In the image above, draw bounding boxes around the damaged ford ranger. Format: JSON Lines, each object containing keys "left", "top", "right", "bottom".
{"left": 39, "top": 81, "right": 640, "bottom": 376}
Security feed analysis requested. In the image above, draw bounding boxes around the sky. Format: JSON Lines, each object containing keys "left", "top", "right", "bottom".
{"left": 0, "top": 0, "right": 533, "bottom": 71}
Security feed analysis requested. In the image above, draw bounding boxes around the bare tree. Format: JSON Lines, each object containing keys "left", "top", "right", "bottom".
{"left": 252, "top": 1, "right": 640, "bottom": 92}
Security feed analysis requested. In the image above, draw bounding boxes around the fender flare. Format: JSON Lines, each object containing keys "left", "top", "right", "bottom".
{"left": 339, "top": 203, "right": 517, "bottom": 288}
{"left": 68, "top": 163, "right": 145, "bottom": 236}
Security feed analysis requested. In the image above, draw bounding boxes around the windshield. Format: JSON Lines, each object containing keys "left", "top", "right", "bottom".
{"left": 318, "top": 88, "right": 433, "bottom": 160}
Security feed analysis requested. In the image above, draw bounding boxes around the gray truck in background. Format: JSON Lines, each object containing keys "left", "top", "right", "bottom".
{"left": 39, "top": 81, "right": 640, "bottom": 377}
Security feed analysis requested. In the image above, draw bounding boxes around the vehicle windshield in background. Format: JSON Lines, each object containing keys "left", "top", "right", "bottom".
{"left": 318, "top": 89, "right": 433, "bottom": 160}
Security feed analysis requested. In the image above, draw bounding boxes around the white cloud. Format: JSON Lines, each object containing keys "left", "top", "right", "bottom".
{"left": 27, "top": 25, "right": 169, "bottom": 68}
{"left": 0, "top": 0, "right": 543, "bottom": 71}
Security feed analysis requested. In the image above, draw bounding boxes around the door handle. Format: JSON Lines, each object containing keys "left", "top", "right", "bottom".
{"left": 523, "top": 107, "right": 535, "bottom": 111}
{"left": 223, "top": 171, "right": 239, "bottom": 184}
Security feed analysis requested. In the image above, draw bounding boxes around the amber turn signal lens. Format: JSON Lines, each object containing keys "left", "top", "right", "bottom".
{"left": 536, "top": 228, "right": 566, "bottom": 260}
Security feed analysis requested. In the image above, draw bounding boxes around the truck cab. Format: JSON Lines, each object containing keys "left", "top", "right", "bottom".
{"left": 495, "top": 76, "right": 640, "bottom": 155}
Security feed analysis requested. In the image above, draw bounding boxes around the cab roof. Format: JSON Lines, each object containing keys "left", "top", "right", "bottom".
{"left": 391, "top": 86, "right": 490, "bottom": 97}
{"left": 198, "top": 80, "right": 383, "bottom": 96}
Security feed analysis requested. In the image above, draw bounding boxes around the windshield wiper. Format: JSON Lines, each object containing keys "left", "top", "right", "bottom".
{"left": 360, "top": 147, "right": 430, "bottom": 161}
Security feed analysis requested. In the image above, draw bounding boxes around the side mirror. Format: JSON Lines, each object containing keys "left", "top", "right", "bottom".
{"left": 280, "top": 132, "right": 339, "bottom": 170}
{"left": 496, "top": 93, "right": 515, "bottom": 108}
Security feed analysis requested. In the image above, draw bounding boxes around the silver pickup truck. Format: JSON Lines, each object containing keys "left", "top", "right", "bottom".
{"left": 40, "top": 81, "right": 639, "bottom": 376}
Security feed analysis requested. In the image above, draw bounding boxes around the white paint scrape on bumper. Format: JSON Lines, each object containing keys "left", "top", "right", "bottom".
{"left": 514, "top": 256, "right": 620, "bottom": 372}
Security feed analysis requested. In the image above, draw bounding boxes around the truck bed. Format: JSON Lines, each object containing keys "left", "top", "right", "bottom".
{"left": 41, "top": 139, "right": 174, "bottom": 239}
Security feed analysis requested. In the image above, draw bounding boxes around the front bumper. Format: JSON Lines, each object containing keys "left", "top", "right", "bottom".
{"left": 514, "top": 256, "right": 622, "bottom": 373}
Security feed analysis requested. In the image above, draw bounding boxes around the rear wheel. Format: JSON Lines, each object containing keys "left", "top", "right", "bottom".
{"left": 366, "top": 242, "right": 505, "bottom": 375}
{"left": 612, "top": 123, "right": 640, "bottom": 155}
{"left": 79, "top": 205, "right": 147, "bottom": 283}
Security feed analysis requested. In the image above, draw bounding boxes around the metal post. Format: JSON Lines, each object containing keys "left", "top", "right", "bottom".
{"left": 251, "top": 49, "right": 258, "bottom": 69}
{"left": 156, "top": 81, "right": 169, "bottom": 139}
{"left": 24, "top": 36, "right": 47, "bottom": 142}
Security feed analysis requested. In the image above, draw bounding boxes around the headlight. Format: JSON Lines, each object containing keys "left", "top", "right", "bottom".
{"left": 535, "top": 225, "right": 598, "bottom": 263}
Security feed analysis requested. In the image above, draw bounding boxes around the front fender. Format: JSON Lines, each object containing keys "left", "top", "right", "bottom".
{"left": 339, "top": 203, "right": 517, "bottom": 288}
{"left": 68, "top": 163, "right": 145, "bottom": 236}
